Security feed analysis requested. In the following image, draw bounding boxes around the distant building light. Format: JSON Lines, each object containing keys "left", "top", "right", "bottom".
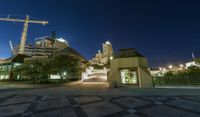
{"left": 180, "top": 64, "right": 184, "bottom": 68}
{"left": 185, "top": 61, "right": 200, "bottom": 68}
{"left": 105, "top": 41, "right": 111, "bottom": 45}
{"left": 169, "top": 65, "right": 173, "bottom": 69}
{"left": 163, "top": 68, "right": 166, "bottom": 71}
{"left": 159, "top": 67, "right": 162, "bottom": 71}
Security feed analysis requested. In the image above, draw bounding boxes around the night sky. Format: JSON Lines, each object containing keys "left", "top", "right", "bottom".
{"left": 0, "top": 0, "right": 200, "bottom": 67}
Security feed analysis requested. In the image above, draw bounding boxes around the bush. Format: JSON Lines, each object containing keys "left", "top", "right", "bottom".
{"left": 154, "top": 66, "right": 200, "bottom": 85}
{"left": 12, "top": 54, "right": 81, "bottom": 84}
{"left": 154, "top": 75, "right": 200, "bottom": 85}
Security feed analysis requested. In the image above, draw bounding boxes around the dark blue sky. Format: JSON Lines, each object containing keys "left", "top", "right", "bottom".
{"left": 0, "top": 0, "right": 200, "bottom": 67}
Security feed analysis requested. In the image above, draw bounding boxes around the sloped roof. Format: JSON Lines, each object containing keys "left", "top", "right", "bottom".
{"left": 57, "top": 47, "right": 86, "bottom": 61}
{"left": 114, "top": 48, "right": 145, "bottom": 58}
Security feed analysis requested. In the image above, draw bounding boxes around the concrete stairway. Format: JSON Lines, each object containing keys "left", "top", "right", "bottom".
{"left": 82, "top": 69, "right": 107, "bottom": 82}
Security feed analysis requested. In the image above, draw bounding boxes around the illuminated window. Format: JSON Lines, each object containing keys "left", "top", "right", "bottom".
{"left": 120, "top": 69, "right": 138, "bottom": 84}
{"left": 13, "top": 63, "right": 22, "bottom": 68}
{"left": 2, "top": 66, "right": 6, "bottom": 71}
{"left": 5, "top": 75, "right": 9, "bottom": 79}
{"left": 0, "top": 75, "right": 3, "bottom": 80}
{"left": 7, "top": 65, "right": 11, "bottom": 70}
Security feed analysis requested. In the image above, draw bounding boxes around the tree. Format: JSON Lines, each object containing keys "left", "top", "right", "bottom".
{"left": 187, "top": 66, "right": 200, "bottom": 75}
{"left": 13, "top": 54, "right": 80, "bottom": 83}
{"left": 13, "top": 59, "right": 46, "bottom": 83}
{"left": 51, "top": 54, "right": 79, "bottom": 80}
{"left": 195, "top": 58, "right": 200, "bottom": 65}
{"left": 42, "top": 60, "right": 53, "bottom": 80}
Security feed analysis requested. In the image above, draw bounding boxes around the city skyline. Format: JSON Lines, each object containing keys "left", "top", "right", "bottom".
{"left": 0, "top": 0, "right": 200, "bottom": 67}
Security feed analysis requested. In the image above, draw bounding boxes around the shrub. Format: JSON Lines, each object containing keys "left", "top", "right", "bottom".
{"left": 154, "top": 75, "right": 200, "bottom": 85}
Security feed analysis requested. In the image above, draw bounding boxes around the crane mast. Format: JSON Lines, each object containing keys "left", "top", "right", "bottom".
{"left": 19, "top": 15, "right": 29, "bottom": 54}
{"left": 0, "top": 15, "right": 48, "bottom": 54}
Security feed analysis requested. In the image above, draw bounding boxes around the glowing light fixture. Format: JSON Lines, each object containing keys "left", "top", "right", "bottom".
{"left": 159, "top": 67, "right": 162, "bottom": 71}
{"left": 63, "top": 72, "right": 67, "bottom": 75}
{"left": 110, "top": 56, "right": 113, "bottom": 60}
{"left": 180, "top": 64, "right": 184, "bottom": 68}
{"left": 163, "top": 68, "right": 166, "bottom": 71}
{"left": 168, "top": 65, "right": 173, "bottom": 69}
{"left": 105, "top": 41, "right": 111, "bottom": 45}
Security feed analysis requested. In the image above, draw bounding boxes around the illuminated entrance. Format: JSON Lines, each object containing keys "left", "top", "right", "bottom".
{"left": 120, "top": 69, "right": 138, "bottom": 84}
{"left": 82, "top": 67, "right": 108, "bottom": 82}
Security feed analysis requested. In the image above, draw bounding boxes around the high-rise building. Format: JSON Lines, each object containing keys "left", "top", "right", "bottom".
{"left": 90, "top": 41, "right": 113, "bottom": 66}
{"left": 102, "top": 41, "right": 113, "bottom": 60}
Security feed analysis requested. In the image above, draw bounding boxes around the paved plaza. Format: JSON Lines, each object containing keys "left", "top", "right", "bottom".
{"left": 0, "top": 82, "right": 200, "bottom": 117}
{"left": 0, "top": 94, "right": 200, "bottom": 117}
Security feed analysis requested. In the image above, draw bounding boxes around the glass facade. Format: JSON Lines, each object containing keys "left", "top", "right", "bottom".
{"left": 0, "top": 54, "right": 28, "bottom": 80}
{"left": 120, "top": 69, "right": 138, "bottom": 84}
{"left": 0, "top": 65, "right": 11, "bottom": 71}
{"left": 0, "top": 64, "right": 12, "bottom": 80}
{"left": 13, "top": 63, "right": 22, "bottom": 68}
{"left": 0, "top": 75, "right": 9, "bottom": 80}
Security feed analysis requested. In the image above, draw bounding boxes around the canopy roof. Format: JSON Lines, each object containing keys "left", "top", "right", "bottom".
{"left": 114, "top": 48, "right": 144, "bottom": 58}
{"left": 57, "top": 47, "right": 86, "bottom": 61}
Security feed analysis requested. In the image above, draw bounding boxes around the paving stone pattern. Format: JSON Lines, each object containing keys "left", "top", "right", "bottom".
{"left": 0, "top": 94, "right": 200, "bottom": 117}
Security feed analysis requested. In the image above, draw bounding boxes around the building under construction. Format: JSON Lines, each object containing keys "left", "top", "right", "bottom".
{"left": 11, "top": 36, "right": 70, "bottom": 57}
{"left": 0, "top": 35, "right": 86, "bottom": 80}
{"left": 0, "top": 15, "right": 86, "bottom": 80}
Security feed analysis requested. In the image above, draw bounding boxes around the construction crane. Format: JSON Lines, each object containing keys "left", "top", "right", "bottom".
{"left": 0, "top": 15, "right": 48, "bottom": 54}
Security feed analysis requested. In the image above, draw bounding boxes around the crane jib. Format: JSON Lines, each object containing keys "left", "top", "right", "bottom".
{"left": 0, "top": 15, "right": 48, "bottom": 54}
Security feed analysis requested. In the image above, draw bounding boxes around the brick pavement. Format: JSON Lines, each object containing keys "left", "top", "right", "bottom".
{"left": 0, "top": 94, "right": 200, "bottom": 117}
